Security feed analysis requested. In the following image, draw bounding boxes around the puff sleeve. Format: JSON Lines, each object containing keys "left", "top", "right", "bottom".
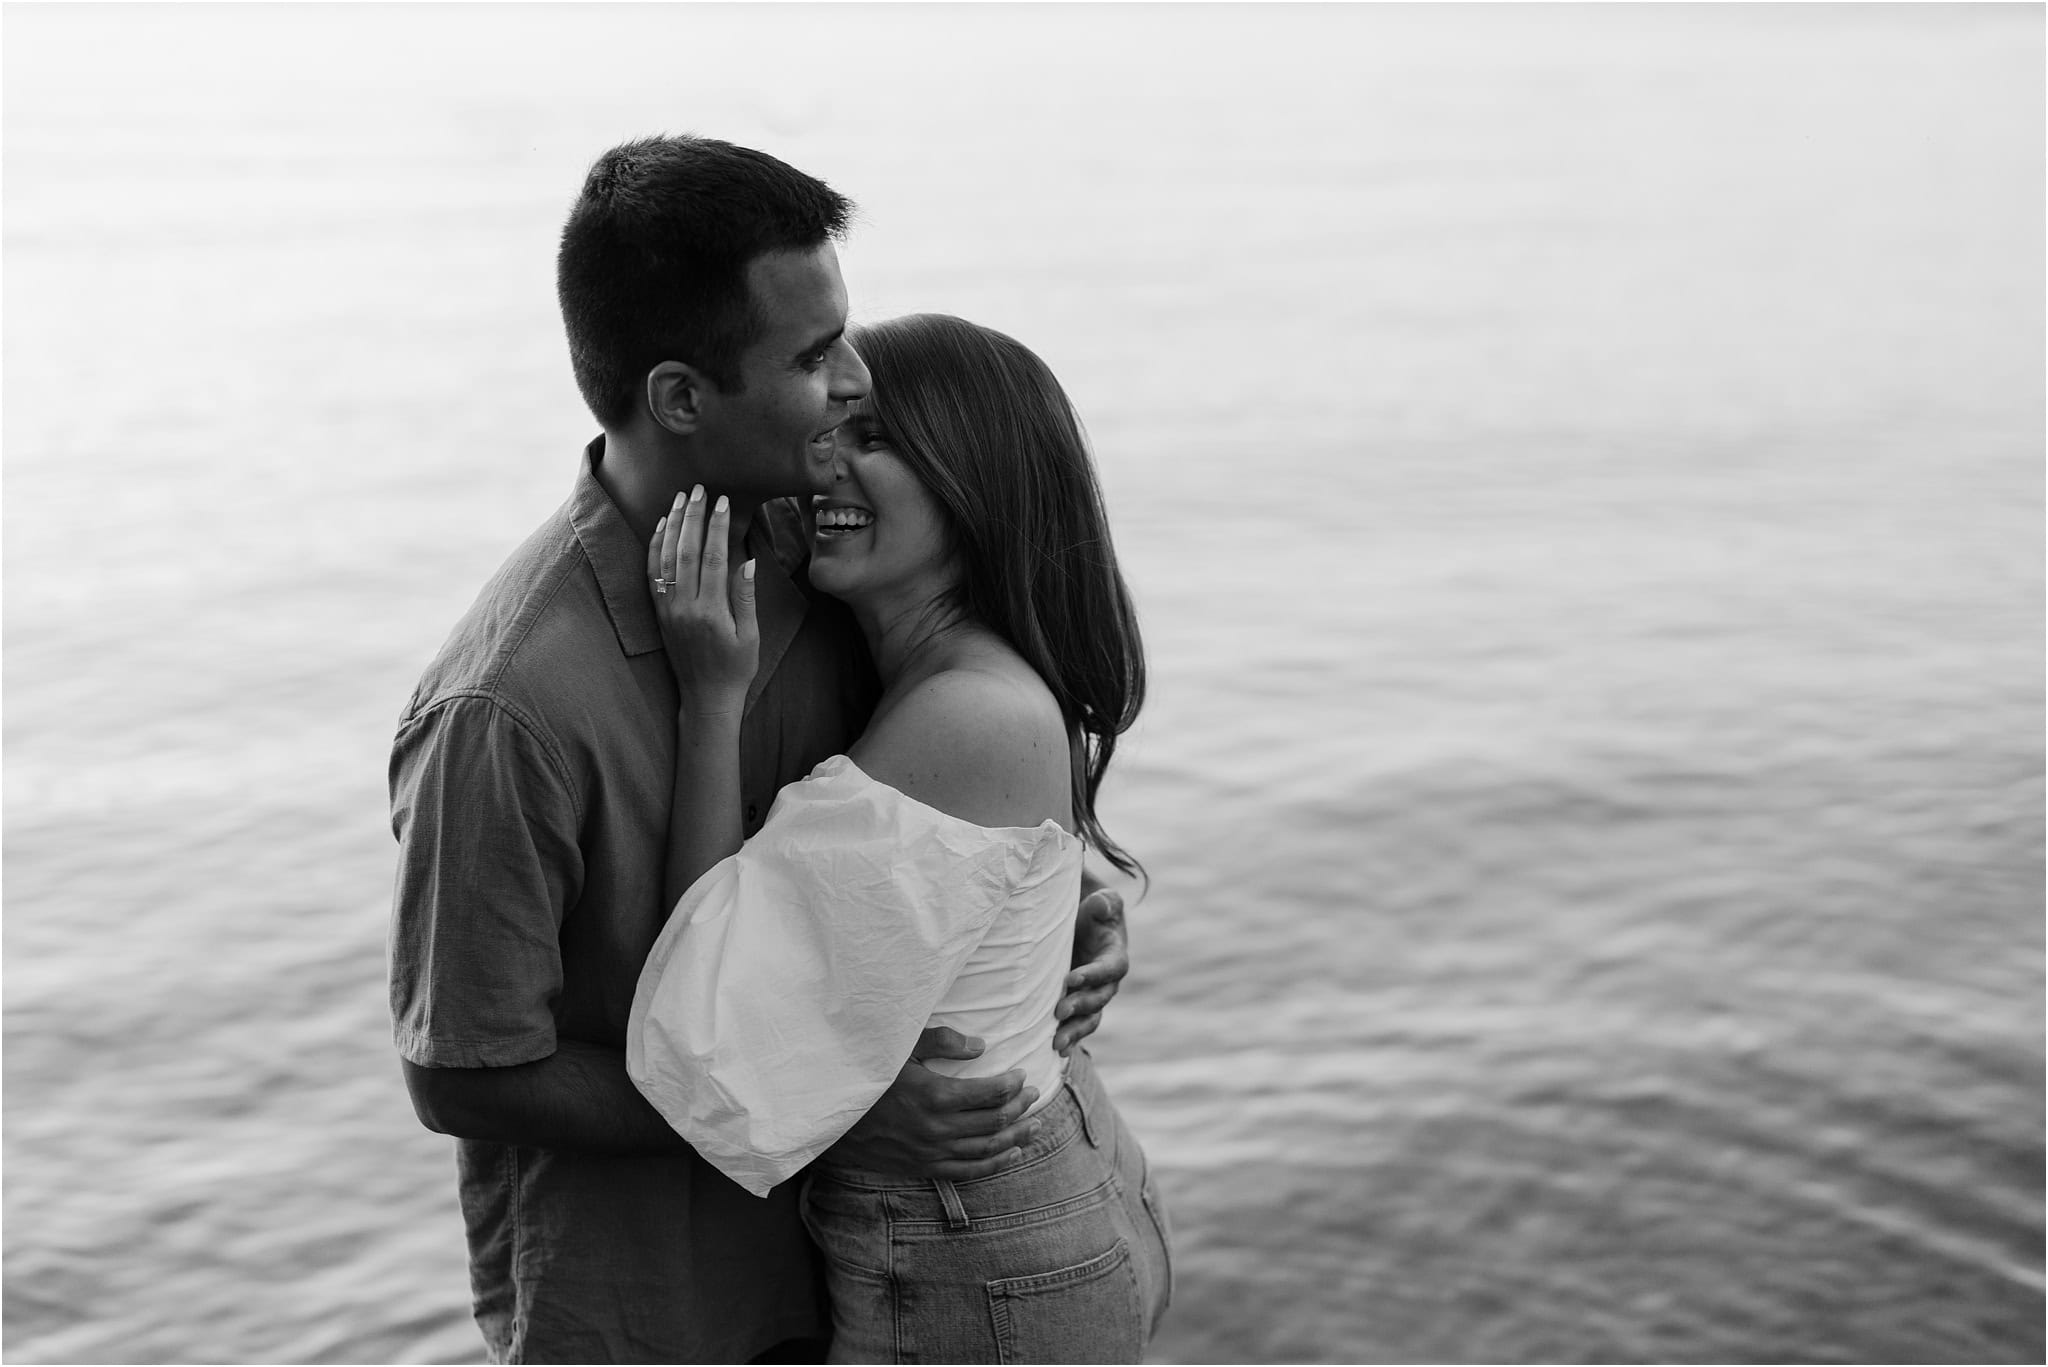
{"left": 626, "top": 757, "right": 1063, "bottom": 1197}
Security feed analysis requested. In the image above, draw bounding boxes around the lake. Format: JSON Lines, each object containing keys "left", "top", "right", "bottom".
{"left": 4, "top": 5, "right": 2041, "bottom": 1362}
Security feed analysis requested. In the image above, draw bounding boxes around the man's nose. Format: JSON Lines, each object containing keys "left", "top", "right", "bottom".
{"left": 830, "top": 338, "right": 871, "bottom": 404}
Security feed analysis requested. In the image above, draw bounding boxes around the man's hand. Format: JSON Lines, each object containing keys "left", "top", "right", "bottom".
{"left": 1055, "top": 887, "right": 1128, "bottom": 1055}
{"left": 827, "top": 1028, "right": 1042, "bottom": 1180}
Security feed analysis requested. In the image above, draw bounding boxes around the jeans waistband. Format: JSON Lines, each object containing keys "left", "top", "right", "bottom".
{"left": 819, "top": 1049, "right": 1100, "bottom": 1194}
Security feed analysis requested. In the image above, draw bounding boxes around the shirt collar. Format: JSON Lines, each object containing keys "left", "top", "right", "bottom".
{"left": 568, "top": 436, "right": 664, "bottom": 657}
{"left": 567, "top": 437, "right": 814, "bottom": 697}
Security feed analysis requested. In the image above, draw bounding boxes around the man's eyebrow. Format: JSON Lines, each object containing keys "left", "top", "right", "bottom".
{"left": 793, "top": 327, "right": 844, "bottom": 361}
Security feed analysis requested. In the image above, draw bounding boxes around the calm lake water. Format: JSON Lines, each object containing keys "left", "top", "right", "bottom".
{"left": 4, "top": 5, "right": 2041, "bottom": 1363}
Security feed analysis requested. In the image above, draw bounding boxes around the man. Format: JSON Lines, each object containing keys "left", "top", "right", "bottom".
{"left": 388, "top": 135, "right": 1130, "bottom": 1364}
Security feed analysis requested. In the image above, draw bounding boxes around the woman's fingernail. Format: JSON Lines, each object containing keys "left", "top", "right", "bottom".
{"left": 714, "top": 494, "right": 728, "bottom": 514}
{"left": 689, "top": 485, "right": 704, "bottom": 503}
{"left": 743, "top": 559, "right": 756, "bottom": 581}
{"left": 656, "top": 516, "right": 667, "bottom": 532}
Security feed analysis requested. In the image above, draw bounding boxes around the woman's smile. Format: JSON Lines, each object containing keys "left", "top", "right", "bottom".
{"left": 811, "top": 499, "right": 875, "bottom": 542}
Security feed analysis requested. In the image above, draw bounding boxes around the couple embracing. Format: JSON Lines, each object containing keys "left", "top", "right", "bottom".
{"left": 388, "top": 136, "right": 1172, "bottom": 1363}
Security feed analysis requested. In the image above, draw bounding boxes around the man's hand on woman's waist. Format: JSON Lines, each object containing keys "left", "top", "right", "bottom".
{"left": 825, "top": 1027, "right": 1043, "bottom": 1180}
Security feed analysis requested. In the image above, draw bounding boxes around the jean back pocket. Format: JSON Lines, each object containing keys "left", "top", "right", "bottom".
{"left": 985, "top": 1238, "right": 1146, "bottom": 1364}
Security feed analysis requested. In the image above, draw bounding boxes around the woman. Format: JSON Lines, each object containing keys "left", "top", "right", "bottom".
{"left": 625, "top": 314, "right": 1170, "bottom": 1363}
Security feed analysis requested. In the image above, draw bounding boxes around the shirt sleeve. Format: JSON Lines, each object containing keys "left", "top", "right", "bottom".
{"left": 388, "top": 692, "right": 584, "bottom": 1068}
{"left": 625, "top": 771, "right": 1028, "bottom": 1197}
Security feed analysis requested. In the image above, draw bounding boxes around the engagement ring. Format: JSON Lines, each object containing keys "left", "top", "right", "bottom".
{"left": 653, "top": 578, "right": 676, "bottom": 595}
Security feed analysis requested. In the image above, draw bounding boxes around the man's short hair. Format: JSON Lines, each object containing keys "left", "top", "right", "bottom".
{"left": 557, "top": 135, "right": 854, "bottom": 428}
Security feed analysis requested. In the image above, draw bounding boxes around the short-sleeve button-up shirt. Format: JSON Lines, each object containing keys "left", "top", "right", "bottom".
{"left": 389, "top": 439, "right": 876, "bottom": 1363}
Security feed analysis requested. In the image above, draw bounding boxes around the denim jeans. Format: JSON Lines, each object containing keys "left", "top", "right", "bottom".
{"left": 801, "top": 1049, "right": 1173, "bottom": 1363}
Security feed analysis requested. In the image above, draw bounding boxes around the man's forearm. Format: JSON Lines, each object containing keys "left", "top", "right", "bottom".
{"left": 403, "top": 1039, "right": 690, "bottom": 1154}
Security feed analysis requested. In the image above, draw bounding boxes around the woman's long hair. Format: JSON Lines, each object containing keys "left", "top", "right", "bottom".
{"left": 848, "top": 313, "right": 1146, "bottom": 879}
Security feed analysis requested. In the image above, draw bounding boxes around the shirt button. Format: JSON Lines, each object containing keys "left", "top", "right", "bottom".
{"left": 745, "top": 803, "right": 760, "bottom": 825}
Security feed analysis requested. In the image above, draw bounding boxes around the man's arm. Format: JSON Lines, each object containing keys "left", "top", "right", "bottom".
{"left": 828, "top": 1028, "right": 1043, "bottom": 1179}
{"left": 1056, "top": 876, "right": 1129, "bottom": 1055}
{"left": 829, "top": 883, "right": 1131, "bottom": 1175}
{"left": 403, "top": 1043, "right": 688, "bottom": 1153}
{"left": 391, "top": 695, "right": 655, "bottom": 1151}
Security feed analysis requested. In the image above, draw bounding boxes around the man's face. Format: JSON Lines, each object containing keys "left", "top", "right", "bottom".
{"left": 695, "top": 243, "right": 870, "bottom": 502}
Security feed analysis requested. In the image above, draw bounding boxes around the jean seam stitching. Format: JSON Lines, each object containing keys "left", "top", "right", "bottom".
{"left": 886, "top": 1208, "right": 905, "bottom": 1364}
{"left": 883, "top": 1173, "right": 1117, "bottom": 1237}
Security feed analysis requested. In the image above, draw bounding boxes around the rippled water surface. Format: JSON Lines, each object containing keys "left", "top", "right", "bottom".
{"left": 5, "top": 6, "right": 2042, "bottom": 1363}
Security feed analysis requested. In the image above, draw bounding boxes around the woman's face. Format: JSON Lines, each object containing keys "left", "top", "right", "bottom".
{"left": 807, "top": 413, "right": 960, "bottom": 609}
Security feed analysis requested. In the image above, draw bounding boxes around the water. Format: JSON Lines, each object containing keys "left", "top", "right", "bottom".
{"left": 4, "top": 5, "right": 2041, "bottom": 1362}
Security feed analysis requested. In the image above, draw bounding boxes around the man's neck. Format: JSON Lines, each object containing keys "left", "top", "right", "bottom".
{"left": 593, "top": 427, "right": 756, "bottom": 554}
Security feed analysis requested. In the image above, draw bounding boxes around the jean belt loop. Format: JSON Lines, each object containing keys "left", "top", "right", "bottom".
{"left": 932, "top": 1177, "right": 970, "bottom": 1231}
{"left": 1064, "top": 1072, "right": 1101, "bottom": 1149}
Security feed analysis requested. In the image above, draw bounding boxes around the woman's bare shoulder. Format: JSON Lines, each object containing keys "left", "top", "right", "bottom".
{"left": 850, "top": 658, "right": 1071, "bottom": 832}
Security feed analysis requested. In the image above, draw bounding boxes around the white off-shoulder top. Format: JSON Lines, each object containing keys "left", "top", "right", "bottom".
{"left": 626, "top": 754, "right": 1083, "bottom": 1197}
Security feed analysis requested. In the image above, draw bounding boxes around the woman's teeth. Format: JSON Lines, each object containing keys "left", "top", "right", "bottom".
{"left": 814, "top": 507, "right": 874, "bottom": 535}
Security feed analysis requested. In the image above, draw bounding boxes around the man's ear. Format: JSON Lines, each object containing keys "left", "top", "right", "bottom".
{"left": 646, "top": 361, "right": 709, "bottom": 436}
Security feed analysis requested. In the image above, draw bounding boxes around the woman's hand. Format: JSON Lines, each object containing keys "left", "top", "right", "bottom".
{"left": 647, "top": 485, "right": 758, "bottom": 717}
